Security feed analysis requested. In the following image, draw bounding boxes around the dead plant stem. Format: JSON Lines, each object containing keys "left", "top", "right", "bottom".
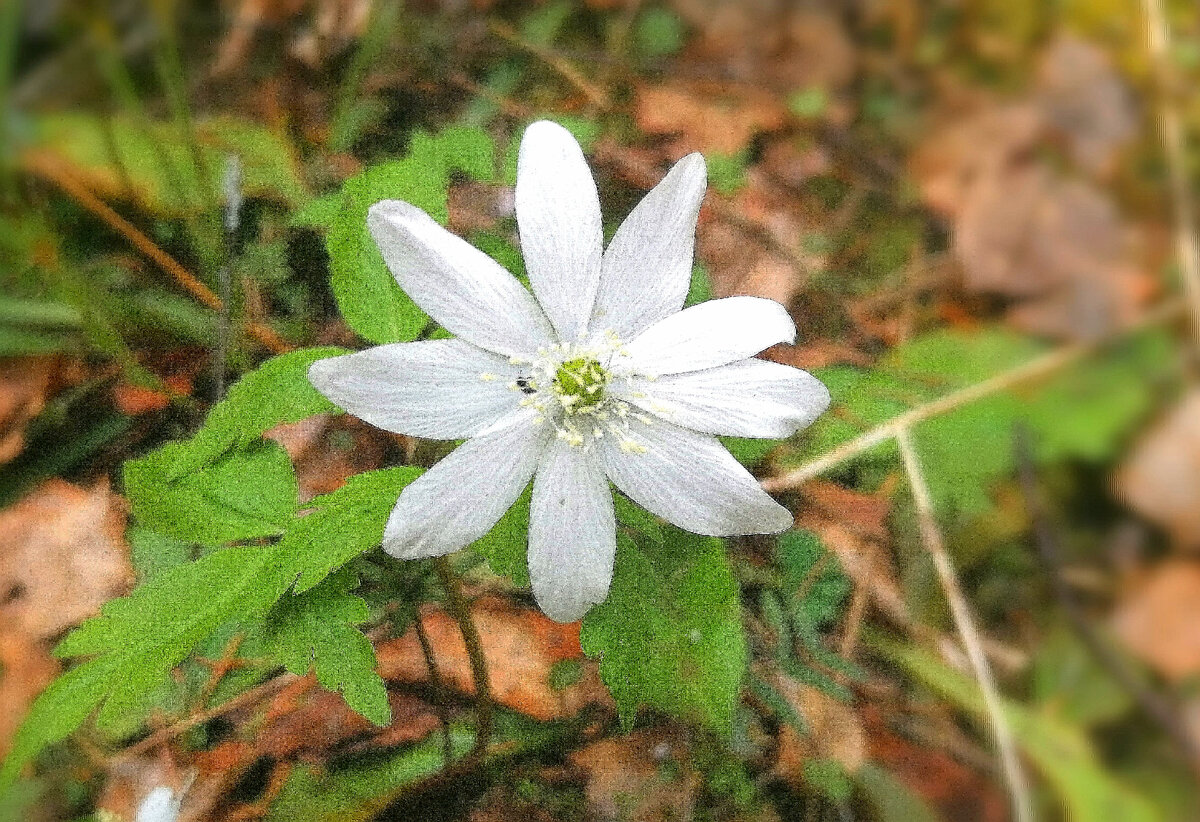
{"left": 762, "top": 300, "right": 1185, "bottom": 492}
{"left": 895, "top": 427, "right": 1034, "bottom": 822}
{"left": 1143, "top": 0, "right": 1200, "bottom": 350}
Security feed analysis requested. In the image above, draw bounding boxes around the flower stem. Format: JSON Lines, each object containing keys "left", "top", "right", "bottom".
{"left": 432, "top": 556, "right": 493, "bottom": 758}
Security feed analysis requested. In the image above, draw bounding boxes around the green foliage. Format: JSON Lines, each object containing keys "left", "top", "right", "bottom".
{"left": 777, "top": 530, "right": 851, "bottom": 628}
{"left": 634, "top": 7, "right": 686, "bottom": 58}
{"left": 123, "top": 346, "right": 346, "bottom": 544}
{"left": 581, "top": 523, "right": 748, "bottom": 734}
{"left": 788, "top": 87, "right": 830, "bottom": 119}
{"left": 125, "top": 440, "right": 298, "bottom": 545}
{"left": 805, "top": 326, "right": 1163, "bottom": 516}
{"left": 326, "top": 126, "right": 495, "bottom": 343}
{"left": 262, "top": 572, "right": 391, "bottom": 725}
{"left": 878, "top": 638, "right": 1161, "bottom": 822}
{"left": 33, "top": 113, "right": 308, "bottom": 215}
{"left": 264, "top": 729, "right": 476, "bottom": 822}
{"left": 720, "top": 436, "right": 779, "bottom": 467}
{"left": 0, "top": 297, "right": 81, "bottom": 355}
{"left": 469, "top": 485, "right": 532, "bottom": 587}
{"left": 280, "top": 467, "right": 423, "bottom": 594}
{"left": 186, "top": 346, "right": 348, "bottom": 467}
{"left": 706, "top": 150, "right": 750, "bottom": 195}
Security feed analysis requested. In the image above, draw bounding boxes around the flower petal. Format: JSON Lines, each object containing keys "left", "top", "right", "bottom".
{"left": 515, "top": 121, "right": 603, "bottom": 341}
{"left": 308, "top": 339, "right": 521, "bottom": 439}
{"left": 599, "top": 419, "right": 792, "bottom": 536}
{"left": 614, "top": 358, "right": 830, "bottom": 438}
{"left": 383, "top": 411, "right": 549, "bottom": 559}
{"left": 368, "top": 200, "right": 555, "bottom": 356}
{"left": 591, "top": 153, "right": 706, "bottom": 338}
{"left": 620, "top": 296, "right": 796, "bottom": 376}
{"left": 528, "top": 440, "right": 615, "bottom": 622}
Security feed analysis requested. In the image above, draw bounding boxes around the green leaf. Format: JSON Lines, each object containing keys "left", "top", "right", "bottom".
{"left": 124, "top": 440, "right": 298, "bottom": 545}
{"left": 581, "top": 528, "right": 747, "bottom": 734}
{"left": 634, "top": 7, "right": 686, "bottom": 58}
{"left": 263, "top": 573, "right": 390, "bottom": 725}
{"left": 326, "top": 127, "right": 494, "bottom": 344}
{"left": 0, "top": 545, "right": 293, "bottom": 790}
{"left": 777, "top": 530, "right": 850, "bottom": 628}
{"left": 0, "top": 659, "right": 113, "bottom": 790}
{"left": 469, "top": 485, "right": 531, "bottom": 587}
{"left": 854, "top": 763, "right": 939, "bottom": 822}
{"left": 719, "top": 436, "right": 779, "bottom": 467}
{"left": 281, "top": 467, "right": 424, "bottom": 593}
{"left": 876, "top": 637, "right": 1161, "bottom": 822}
{"left": 186, "top": 347, "right": 348, "bottom": 470}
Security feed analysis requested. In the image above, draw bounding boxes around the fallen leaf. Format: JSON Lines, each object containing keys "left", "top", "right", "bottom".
{"left": 0, "top": 479, "right": 133, "bottom": 641}
{"left": 112, "top": 375, "right": 193, "bottom": 416}
{"left": 861, "top": 703, "right": 1008, "bottom": 822}
{"left": 1113, "top": 390, "right": 1200, "bottom": 549}
{"left": 569, "top": 726, "right": 699, "bottom": 822}
{"left": 669, "top": 2, "right": 856, "bottom": 99}
{"left": 1112, "top": 561, "right": 1200, "bottom": 681}
{"left": 0, "top": 633, "right": 59, "bottom": 758}
{"left": 0, "top": 357, "right": 56, "bottom": 465}
{"left": 375, "top": 597, "right": 608, "bottom": 721}
{"left": 1035, "top": 34, "right": 1138, "bottom": 178}
{"left": 909, "top": 103, "right": 1043, "bottom": 219}
{"left": 265, "top": 414, "right": 390, "bottom": 501}
{"left": 634, "top": 81, "right": 787, "bottom": 155}
{"left": 766, "top": 666, "right": 865, "bottom": 780}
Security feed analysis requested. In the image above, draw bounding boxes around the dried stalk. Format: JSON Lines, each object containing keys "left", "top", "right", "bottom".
{"left": 895, "top": 427, "right": 1034, "bottom": 822}
{"left": 1143, "top": 0, "right": 1200, "bottom": 349}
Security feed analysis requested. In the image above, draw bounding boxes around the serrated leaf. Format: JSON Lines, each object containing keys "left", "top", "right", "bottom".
{"left": 264, "top": 573, "right": 390, "bottom": 726}
{"left": 185, "top": 347, "right": 348, "bottom": 472}
{"left": 581, "top": 528, "right": 747, "bottom": 734}
{"left": 0, "top": 546, "right": 292, "bottom": 790}
{"left": 326, "top": 126, "right": 494, "bottom": 344}
{"left": 282, "top": 467, "right": 424, "bottom": 593}
{"left": 776, "top": 530, "right": 850, "bottom": 628}
{"left": 124, "top": 440, "right": 298, "bottom": 545}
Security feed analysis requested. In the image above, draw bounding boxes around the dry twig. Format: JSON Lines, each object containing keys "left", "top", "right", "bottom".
{"left": 895, "top": 427, "right": 1035, "bottom": 822}
{"left": 1143, "top": 0, "right": 1200, "bottom": 350}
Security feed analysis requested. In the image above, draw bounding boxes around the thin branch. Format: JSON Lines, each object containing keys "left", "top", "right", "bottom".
{"left": 895, "top": 427, "right": 1035, "bottom": 822}
{"left": 762, "top": 299, "right": 1185, "bottom": 492}
{"left": 1143, "top": 0, "right": 1200, "bottom": 349}
{"left": 432, "top": 557, "right": 494, "bottom": 759}
{"left": 114, "top": 673, "right": 298, "bottom": 764}
{"left": 1014, "top": 426, "right": 1200, "bottom": 774}
{"left": 23, "top": 151, "right": 290, "bottom": 354}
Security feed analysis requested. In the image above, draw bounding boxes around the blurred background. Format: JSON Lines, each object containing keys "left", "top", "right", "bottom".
{"left": 3, "top": 0, "right": 1200, "bottom": 819}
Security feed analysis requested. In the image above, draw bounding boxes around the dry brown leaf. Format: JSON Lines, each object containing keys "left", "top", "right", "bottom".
{"left": 909, "top": 103, "right": 1043, "bottom": 219}
{"left": 1035, "top": 34, "right": 1138, "bottom": 178}
{"left": 0, "top": 633, "right": 59, "bottom": 758}
{"left": 766, "top": 665, "right": 864, "bottom": 781}
{"left": 0, "top": 357, "right": 56, "bottom": 465}
{"left": 1113, "top": 390, "right": 1200, "bottom": 549}
{"left": 862, "top": 703, "right": 1008, "bottom": 822}
{"left": 569, "top": 727, "right": 699, "bottom": 822}
{"left": 112, "top": 374, "right": 193, "bottom": 416}
{"left": 635, "top": 81, "right": 787, "bottom": 155}
{"left": 376, "top": 597, "right": 608, "bottom": 721}
{"left": 1112, "top": 561, "right": 1200, "bottom": 681}
{"left": 798, "top": 510, "right": 908, "bottom": 629}
{"left": 265, "top": 414, "right": 390, "bottom": 501}
{"left": 669, "top": 2, "right": 855, "bottom": 96}
{"left": 0, "top": 479, "right": 133, "bottom": 641}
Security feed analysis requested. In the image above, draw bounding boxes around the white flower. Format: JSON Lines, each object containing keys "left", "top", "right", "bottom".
{"left": 309, "top": 121, "right": 830, "bottom": 622}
